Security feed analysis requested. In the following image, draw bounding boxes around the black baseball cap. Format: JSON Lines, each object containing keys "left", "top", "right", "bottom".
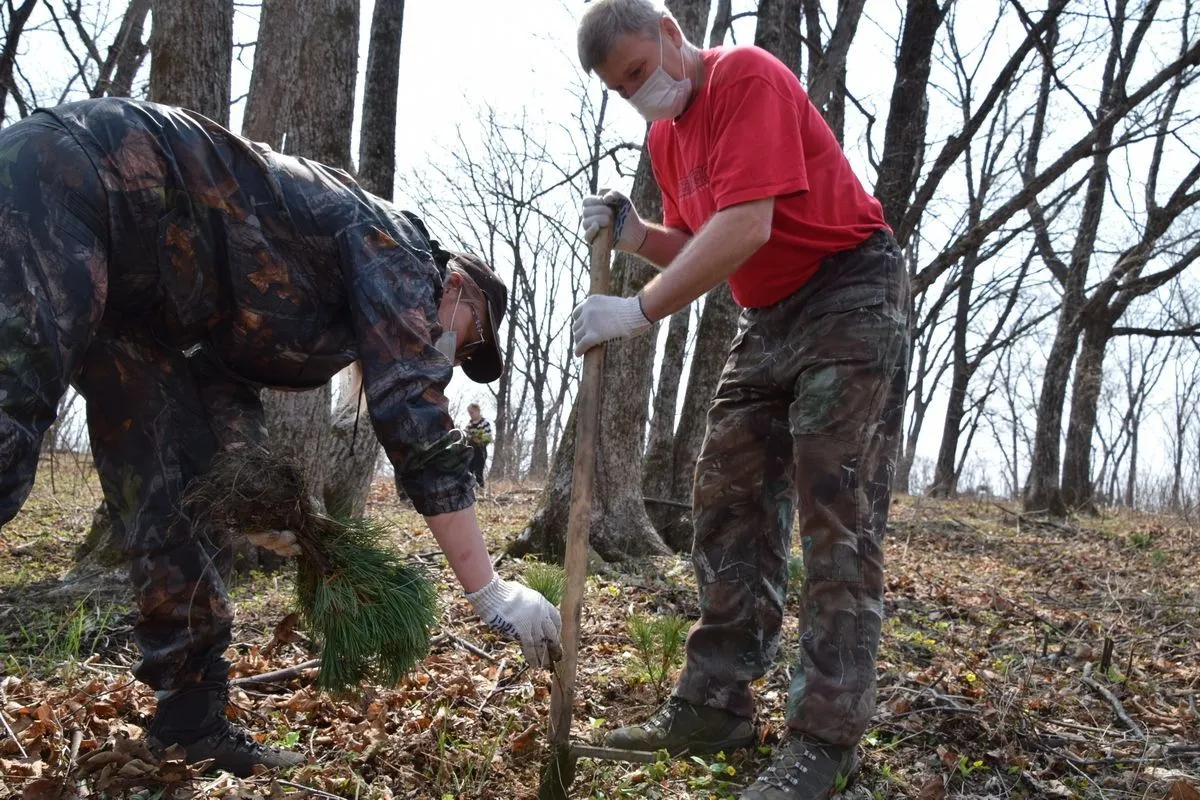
{"left": 446, "top": 251, "right": 507, "bottom": 384}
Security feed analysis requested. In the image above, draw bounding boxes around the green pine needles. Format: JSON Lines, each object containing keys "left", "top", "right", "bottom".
{"left": 296, "top": 515, "right": 439, "bottom": 692}
{"left": 181, "top": 447, "right": 438, "bottom": 693}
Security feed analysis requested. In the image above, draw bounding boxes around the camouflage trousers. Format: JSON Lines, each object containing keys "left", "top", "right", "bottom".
{"left": 674, "top": 230, "right": 909, "bottom": 748}
{"left": 0, "top": 114, "right": 259, "bottom": 690}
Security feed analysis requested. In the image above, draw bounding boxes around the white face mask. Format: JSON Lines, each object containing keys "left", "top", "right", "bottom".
{"left": 628, "top": 33, "right": 692, "bottom": 122}
{"left": 434, "top": 289, "right": 462, "bottom": 362}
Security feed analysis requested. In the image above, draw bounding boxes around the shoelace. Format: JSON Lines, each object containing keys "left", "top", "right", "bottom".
{"left": 644, "top": 699, "right": 685, "bottom": 730}
{"left": 210, "top": 721, "right": 273, "bottom": 755}
{"left": 756, "top": 742, "right": 821, "bottom": 789}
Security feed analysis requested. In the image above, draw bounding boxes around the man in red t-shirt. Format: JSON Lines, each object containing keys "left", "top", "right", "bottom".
{"left": 571, "top": 2, "right": 910, "bottom": 798}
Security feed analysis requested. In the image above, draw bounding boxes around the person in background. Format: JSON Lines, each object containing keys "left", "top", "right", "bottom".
{"left": 465, "top": 403, "right": 494, "bottom": 490}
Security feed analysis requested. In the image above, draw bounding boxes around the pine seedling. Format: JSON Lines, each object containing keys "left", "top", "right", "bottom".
{"left": 295, "top": 515, "right": 439, "bottom": 692}
{"left": 627, "top": 612, "right": 689, "bottom": 699}
{"left": 522, "top": 561, "right": 567, "bottom": 606}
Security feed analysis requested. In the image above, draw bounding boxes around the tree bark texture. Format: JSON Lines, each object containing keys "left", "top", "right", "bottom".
{"left": 245, "top": 0, "right": 363, "bottom": 512}
{"left": 148, "top": 0, "right": 232, "bottom": 125}
{"left": 873, "top": 0, "right": 946, "bottom": 234}
{"left": 643, "top": 307, "right": 690, "bottom": 522}
{"left": 358, "top": 0, "right": 404, "bottom": 199}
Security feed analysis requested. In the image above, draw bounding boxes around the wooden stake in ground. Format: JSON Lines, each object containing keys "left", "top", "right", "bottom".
{"left": 539, "top": 232, "right": 612, "bottom": 799}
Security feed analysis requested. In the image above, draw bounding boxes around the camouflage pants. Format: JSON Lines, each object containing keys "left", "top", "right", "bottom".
{"left": 0, "top": 114, "right": 260, "bottom": 690}
{"left": 674, "top": 230, "right": 909, "bottom": 747}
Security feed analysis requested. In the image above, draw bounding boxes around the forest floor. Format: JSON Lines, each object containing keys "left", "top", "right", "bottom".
{"left": 0, "top": 455, "right": 1197, "bottom": 800}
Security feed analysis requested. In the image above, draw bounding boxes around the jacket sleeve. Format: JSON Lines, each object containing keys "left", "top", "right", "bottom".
{"left": 340, "top": 221, "right": 475, "bottom": 516}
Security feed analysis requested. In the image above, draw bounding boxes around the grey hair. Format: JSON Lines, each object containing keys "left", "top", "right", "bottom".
{"left": 577, "top": 0, "right": 676, "bottom": 74}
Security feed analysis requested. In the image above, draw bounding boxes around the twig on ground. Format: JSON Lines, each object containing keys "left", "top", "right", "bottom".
{"left": 0, "top": 684, "right": 27, "bottom": 758}
{"left": 429, "top": 631, "right": 498, "bottom": 662}
{"left": 1081, "top": 663, "right": 1145, "bottom": 739}
{"left": 232, "top": 659, "right": 321, "bottom": 686}
{"left": 66, "top": 728, "right": 83, "bottom": 775}
{"left": 890, "top": 704, "right": 980, "bottom": 720}
{"left": 478, "top": 657, "right": 508, "bottom": 712}
{"left": 277, "top": 779, "right": 350, "bottom": 799}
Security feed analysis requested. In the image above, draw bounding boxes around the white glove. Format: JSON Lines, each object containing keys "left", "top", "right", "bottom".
{"left": 581, "top": 190, "right": 648, "bottom": 252}
{"left": 466, "top": 575, "right": 563, "bottom": 667}
{"left": 572, "top": 294, "right": 653, "bottom": 356}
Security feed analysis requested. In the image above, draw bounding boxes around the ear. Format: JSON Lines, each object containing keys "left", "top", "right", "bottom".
{"left": 445, "top": 271, "right": 464, "bottom": 290}
{"left": 663, "top": 16, "right": 684, "bottom": 47}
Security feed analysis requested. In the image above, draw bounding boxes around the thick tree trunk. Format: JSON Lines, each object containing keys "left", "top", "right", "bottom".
{"left": 643, "top": 307, "right": 690, "bottom": 523}
{"left": 148, "top": 0, "right": 232, "bottom": 124}
{"left": 873, "top": 0, "right": 946, "bottom": 235}
{"left": 1060, "top": 320, "right": 1110, "bottom": 512}
{"left": 660, "top": 284, "right": 738, "bottom": 550}
{"left": 754, "top": 0, "right": 801, "bottom": 75}
{"left": 1023, "top": 310, "right": 1081, "bottom": 515}
{"left": 357, "top": 0, "right": 404, "bottom": 199}
{"left": 244, "top": 0, "right": 361, "bottom": 511}
{"left": 513, "top": 152, "right": 670, "bottom": 561}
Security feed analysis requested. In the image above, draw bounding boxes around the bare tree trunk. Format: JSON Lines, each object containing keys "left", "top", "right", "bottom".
{"left": 357, "top": 0, "right": 404, "bottom": 199}
{"left": 0, "top": 0, "right": 38, "bottom": 125}
{"left": 754, "top": 0, "right": 801, "bottom": 76}
{"left": 708, "top": 0, "right": 732, "bottom": 46}
{"left": 1024, "top": 314, "right": 1079, "bottom": 515}
{"left": 1059, "top": 319, "right": 1109, "bottom": 512}
{"left": 930, "top": 258, "right": 974, "bottom": 497}
{"left": 148, "top": 0, "right": 232, "bottom": 124}
{"left": 803, "top": 0, "right": 867, "bottom": 142}
{"left": 94, "top": 0, "right": 151, "bottom": 98}
{"left": 514, "top": 150, "right": 671, "bottom": 561}
{"left": 643, "top": 307, "right": 690, "bottom": 524}
{"left": 873, "top": 0, "right": 947, "bottom": 232}
{"left": 245, "top": 0, "right": 360, "bottom": 510}
{"left": 661, "top": 283, "right": 738, "bottom": 550}
{"left": 324, "top": 0, "right": 406, "bottom": 511}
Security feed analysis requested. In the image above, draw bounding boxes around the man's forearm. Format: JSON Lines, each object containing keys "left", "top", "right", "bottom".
{"left": 638, "top": 199, "right": 773, "bottom": 321}
{"left": 632, "top": 223, "right": 692, "bottom": 268}
{"left": 425, "top": 506, "right": 493, "bottom": 593}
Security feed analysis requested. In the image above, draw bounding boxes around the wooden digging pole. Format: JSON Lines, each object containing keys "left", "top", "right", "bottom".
{"left": 537, "top": 231, "right": 659, "bottom": 799}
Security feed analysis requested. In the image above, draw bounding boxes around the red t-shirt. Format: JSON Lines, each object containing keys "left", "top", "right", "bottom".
{"left": 648, "top": 46, "right": 889, "bottom": 308}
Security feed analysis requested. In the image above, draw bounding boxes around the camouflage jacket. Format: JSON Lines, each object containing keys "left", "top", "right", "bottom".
{"left": 41, "top": 98, "right": 473, "bottom": 516}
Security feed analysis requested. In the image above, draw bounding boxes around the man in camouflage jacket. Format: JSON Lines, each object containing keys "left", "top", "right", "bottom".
{"left": 0, "top": 98, "right": 561, "bottom": 775}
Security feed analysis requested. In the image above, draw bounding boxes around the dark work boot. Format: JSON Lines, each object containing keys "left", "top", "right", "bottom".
{"left": 739, "top": 735, "right": 861, "bottom": 799}
{"left": 148, "top": 678, "right": 303, "bottom": 777}
{"left": 605, "top": 696, "right": 756, "bottom": 756}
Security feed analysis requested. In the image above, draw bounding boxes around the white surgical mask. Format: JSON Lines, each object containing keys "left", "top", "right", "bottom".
{"left": 628, "top": 33, "right": 692, "bottom": 122}
{"left": 434, "top": 290, "right": 462, "bottom": 362}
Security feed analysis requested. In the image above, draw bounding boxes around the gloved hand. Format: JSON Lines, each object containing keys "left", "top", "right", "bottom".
{"left": 581, "top": 189, "right": 648, "bottom": 252}
{"left": 572, "top": 294, "right": 652, "bottom": 355}
{"left": 246, "top": 529, "right": 301, "bottom": 557}
{"left": 466, "top": 575, "right": 563, "bottom": 667}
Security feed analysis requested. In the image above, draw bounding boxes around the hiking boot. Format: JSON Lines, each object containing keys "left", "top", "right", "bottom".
{"left": 739, "top": 735, "right": 861, "bottom": 799}
{"left": 605, "top": 696, "right": 756, "bottom": 756}
{"left": 148, "top": 678, "right": 303, "bottom": 777}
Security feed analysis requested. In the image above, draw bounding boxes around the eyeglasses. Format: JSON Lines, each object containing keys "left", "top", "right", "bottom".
{"left": 458, "top": 301, "right": 487, "bottom": 360}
